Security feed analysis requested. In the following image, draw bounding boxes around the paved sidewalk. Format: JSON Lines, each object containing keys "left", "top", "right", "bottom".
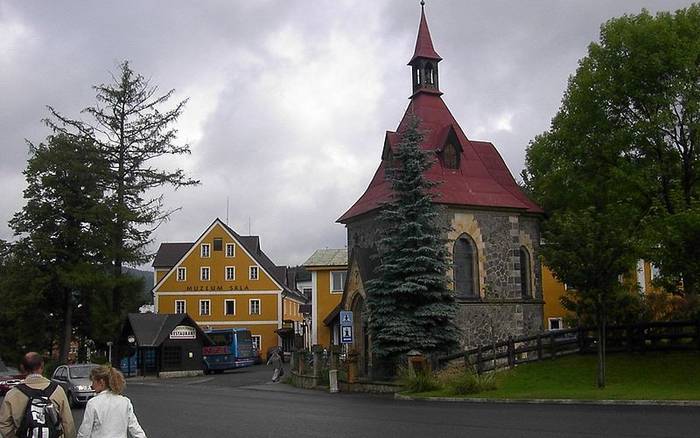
{"left": 395, "top": 393, "right": 700, "bottom": 406}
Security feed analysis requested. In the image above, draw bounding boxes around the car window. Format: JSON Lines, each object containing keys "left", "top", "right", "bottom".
{"left": 69, "top": 365, "right": 96, "bottom": 379}
{"left": 53, "top": 367, "right": 65, "bottom": 380}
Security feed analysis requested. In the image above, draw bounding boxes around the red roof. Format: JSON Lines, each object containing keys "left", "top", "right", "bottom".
{"left": 337, "top": 6, "right": 542, "bottom": 224}
{"left": 409, "top": 7, "right": 442, "bottom": 64}
{"left": 338, "top": 93, "right": 543, "bottom": 223}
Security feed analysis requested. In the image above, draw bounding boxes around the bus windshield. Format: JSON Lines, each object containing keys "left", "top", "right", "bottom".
{"left": 208, "top": 332, "right": 233, "bottom": 347}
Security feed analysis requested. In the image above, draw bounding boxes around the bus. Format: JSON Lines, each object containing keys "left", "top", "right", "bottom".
{"left": 202, "top": 328, "right": 256, "bottom": 374}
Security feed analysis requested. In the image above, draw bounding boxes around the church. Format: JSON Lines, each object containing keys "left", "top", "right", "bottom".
{"left": 336, "top": 3, "right": 544, "bottom": 374}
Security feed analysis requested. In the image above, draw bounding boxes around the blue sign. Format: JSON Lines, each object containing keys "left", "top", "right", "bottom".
{"left": 340, "top": 310, "right": 353, "bottom": 327}
{"left": 341, "top": 326, "right": 353, "bottom": 344}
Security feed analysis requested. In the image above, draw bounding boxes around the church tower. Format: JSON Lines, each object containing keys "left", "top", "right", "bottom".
{"left": 338, "top": 3, "right": 544, "bottom": 368}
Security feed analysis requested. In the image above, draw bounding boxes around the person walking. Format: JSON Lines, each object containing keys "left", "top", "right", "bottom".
{"left": 76, "top": 365, "right": 146, "bottom": 438}
{"left": 0, "top": 352, "right": 76, "bottom": 438}
{"left": 267, "top": 349, "right": 284, "bottom": 383}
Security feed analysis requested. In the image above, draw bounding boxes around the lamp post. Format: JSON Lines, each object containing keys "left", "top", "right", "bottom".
{"left": 127, "top": 335, "right": 136, "bottom": 377}
{"left": 106, "top": 341, "right": 113, "bottom": 364}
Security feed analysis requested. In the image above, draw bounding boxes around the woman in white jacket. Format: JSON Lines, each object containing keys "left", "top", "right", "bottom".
{"left": 77, "top": 365, "right": 147, "bottom": 438}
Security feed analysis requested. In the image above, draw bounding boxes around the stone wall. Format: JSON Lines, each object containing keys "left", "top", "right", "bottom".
{"left": 345, "top": 206, "right": 544, "bottom": 351}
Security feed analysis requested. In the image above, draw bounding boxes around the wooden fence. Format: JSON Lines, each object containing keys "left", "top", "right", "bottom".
{"left": 437, "top": 320, "right": 700, "bottom": 374}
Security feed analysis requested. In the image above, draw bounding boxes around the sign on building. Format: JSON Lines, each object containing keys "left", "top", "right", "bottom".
{"left": 341, "top": 326, "right": 353, "bottom": 344}
{"left": 340, "top": 310, "right": 353, "bottom": 326}
{"left": 170, "top": 325, "right": 196, "bottom": 339}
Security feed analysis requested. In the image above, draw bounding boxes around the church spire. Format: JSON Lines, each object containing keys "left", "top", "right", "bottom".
{"left": 409, "top": 1, "right": 442, "bottom": 96}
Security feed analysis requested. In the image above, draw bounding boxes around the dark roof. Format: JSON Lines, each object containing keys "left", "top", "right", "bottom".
{"left": 337, "top": 8, "right": 542, "bottom": 223}
{"left": 151, "top": 219, "right": 307, "bottom": 304}
{"left": 323, "top": 304, "right": 341, "bottom": 326}
{"left": 409, "top": 6, "right": 442, "bottom": 64}
{"left": 152, "top": 243, "right": 192, "bottom": 268}
{"left": 125, "top": 313, "right": 213, "bottom": 347}
{"left": 220, "top": 222, "right": 306, "bottom": 302}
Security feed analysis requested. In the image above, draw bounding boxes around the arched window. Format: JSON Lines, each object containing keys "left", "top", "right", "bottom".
{"left": 454, "top": 234, "right": 479, "bottom": 298}
{"left": 443, "top": 143, "right": 459, "bottom": 169}
{"left": 519, "top": 246, "right": 532, "bottom": 298}
{"left": 426, "top": 64, "right": 434, "bottom": 85}
{"left": 415, "top": 67, "right": 421, "bottom": 85}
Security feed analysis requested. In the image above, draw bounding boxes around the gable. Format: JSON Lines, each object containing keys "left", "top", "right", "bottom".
{"left": 153, "top": 219, "right": 283, "bottom": 294}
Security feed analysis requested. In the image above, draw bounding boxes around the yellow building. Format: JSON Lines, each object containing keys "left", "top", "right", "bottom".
{"left": 543, "top": 260, "right": 661, "bottom": 330}
{"left": 302, "top": 249, "right": 348, "bottom": 348}
{"left": 152, "top": 218, "right": 307, "bottom": 357}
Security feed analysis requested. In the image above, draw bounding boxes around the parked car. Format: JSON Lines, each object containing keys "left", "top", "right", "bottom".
{"left": 51, "top": 364, "right": 99, "bottom": 406}
{"left": 0, "top": 365, "right": 22, "bottom": 396}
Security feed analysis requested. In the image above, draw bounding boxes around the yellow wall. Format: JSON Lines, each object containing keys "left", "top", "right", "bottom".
{"left": 154, "top": 221, "right": 284, "bottom": 354}
{"left": 543, "top": 260, "right": 664, "bottom": 329}
{"left": 283, "top": 298, "right": 303, "bottom": 322}
{"left": 542, "top": 266, "right": 571, "bottom": 329}
{"left": 311, "top": 268, "right": 345, "bottom": 347}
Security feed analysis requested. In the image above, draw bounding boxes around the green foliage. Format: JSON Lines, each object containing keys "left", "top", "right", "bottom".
{"left": 435, "top": 366, "right": 496, "bottom": 395}
{"left": 45, "top": 60, "right": 198, "bottom": 320}
{"left": 524, "top": 5, "right": 700, "bottom": 298}
{"left": 398, "top": 367, "right": 441, "bottom": 393}
{"left": 7, "top": 135, "right": 110, "bottom": 362}
{"left": 366, "top": 115, "right": 459, "bottom": 365}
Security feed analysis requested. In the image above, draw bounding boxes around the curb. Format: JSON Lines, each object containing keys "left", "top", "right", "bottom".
{"left": 394, "top": 393, "right": 700, "bottom": 406}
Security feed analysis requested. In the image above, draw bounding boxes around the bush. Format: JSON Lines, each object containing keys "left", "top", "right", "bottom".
{"left": 399, "top": 367, "right": 441, "bottom": 393}
{"left": 436, "top": 365, "right": 496, "bottom": 395}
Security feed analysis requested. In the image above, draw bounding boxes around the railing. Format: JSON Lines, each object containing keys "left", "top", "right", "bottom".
{"left": 438, "top": 319, "right": 700, "bottom": 374}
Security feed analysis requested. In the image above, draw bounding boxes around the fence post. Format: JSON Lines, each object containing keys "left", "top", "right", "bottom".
{"left": 626, "top": 325, "right": 633, "bottom": 353}
{"left": 492, "top": 341, "right": 497, "bottom": 370}
{"left": 537, "top": 333, "right": 543, "bottom": 361}
{"left": 476, "top": 346, "right": 482, "bottom": 375}
{"left": 507, "top": 337, "right": 515, "bottom": 368}
{"left": 696, "top": 320, "right": 700, "bottom": 351}
{"left": 549, "top": 332, "right": 556, "bottom": 360}
{"left": 577, "top": 327, "right": 585, "bottom": 353}
{"left": 463, "top": 350, "right": 470, "bottom": 371}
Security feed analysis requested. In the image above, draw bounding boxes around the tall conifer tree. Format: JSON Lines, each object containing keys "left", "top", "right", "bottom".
{"left": 366, "top": 115, "right": 459, "bottom": 365}
{"left": 46, "top": 61, "right": 199, "bottom": 326}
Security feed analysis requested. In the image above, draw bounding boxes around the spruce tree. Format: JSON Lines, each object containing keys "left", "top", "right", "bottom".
{"left": 365, "top": 115, "right": 459, "bottom": 366}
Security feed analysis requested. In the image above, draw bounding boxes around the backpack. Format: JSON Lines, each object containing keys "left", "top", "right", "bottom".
{"left": 16, "top": 382, "right": 64, "bottom": 438}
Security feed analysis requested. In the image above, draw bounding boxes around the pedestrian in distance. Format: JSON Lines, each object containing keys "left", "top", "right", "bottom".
{"left": 267, "top": 349, "right": 284, "bottom": 383}
{"left": 0, "top": 352, "right": 76, "bottom": 438}
{"left": 76, "top": 365, "right": 147, "bottom": 438}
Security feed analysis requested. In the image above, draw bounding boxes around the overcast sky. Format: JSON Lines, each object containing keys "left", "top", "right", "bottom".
{"left": 0, "top": 0, "right": 695, "bottom": 270}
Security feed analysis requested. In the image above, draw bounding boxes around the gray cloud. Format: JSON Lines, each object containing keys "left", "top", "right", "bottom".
{"left": 0, "top": 0, "right": 694, "bottom": 267}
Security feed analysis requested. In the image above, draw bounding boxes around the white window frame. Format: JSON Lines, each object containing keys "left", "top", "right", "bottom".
{"left": 548, "top": 317, "right": 563, "bottom": 331}
{"left": 200, "top": 266, "right": 210, "bottom": 281}
{"left": 331, "top": 271, "right": 347, "bottom": 293}
{"left": 176, "top": 267, "right": 186, "bottom": 282}
{"left": 225, "top": 266, "right": 236, "bottom": 281}
{"left": 225, "top": 243, "right": 236, "bottom": 258}
{"left": 249, "top": 298, "right": 261, "bottom": 315}
{"left": 224, "top": 299, "right": 236, "bottom": 316}
{"left": 175, "top": 300, "right": 186, "bottom": 314}
{"left": 199, "top": 299, "right": 211, "bottom": 316}
{"left": 251, "top": 335, "right": 262, "bottom": 352}
{"left": 201, "top": 243, "right": 211, "bottom": 258}
{"left": 249, "top": 266, "right": 259, "bottom": 280}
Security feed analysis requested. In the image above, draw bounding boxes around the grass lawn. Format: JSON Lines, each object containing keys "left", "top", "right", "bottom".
{"left": 413, "top": 351, "right": 700, "bottom": 400}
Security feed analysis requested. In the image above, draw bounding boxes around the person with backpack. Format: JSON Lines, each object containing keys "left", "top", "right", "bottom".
{"left": 76, "top": 365, "right": 146, "bottom": 438}
{"left": 0, "top": 352, "right": 76, "bottom": 438}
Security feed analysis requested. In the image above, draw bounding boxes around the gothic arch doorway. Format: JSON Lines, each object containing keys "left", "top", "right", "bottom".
{"left": 351, "top": 293, "right": 369, "bottom": 376}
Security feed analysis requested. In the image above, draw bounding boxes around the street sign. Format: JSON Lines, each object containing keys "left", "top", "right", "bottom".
{"left": 340, "top": 310, "right": 353, "bottom": 327}
{"left": 341, "top": 325, "right": 353, "bottom": 344}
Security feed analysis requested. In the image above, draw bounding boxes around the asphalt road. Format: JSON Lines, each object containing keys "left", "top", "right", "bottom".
{"left": 62, "top": 364, "right": 700, "bottom": 438}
